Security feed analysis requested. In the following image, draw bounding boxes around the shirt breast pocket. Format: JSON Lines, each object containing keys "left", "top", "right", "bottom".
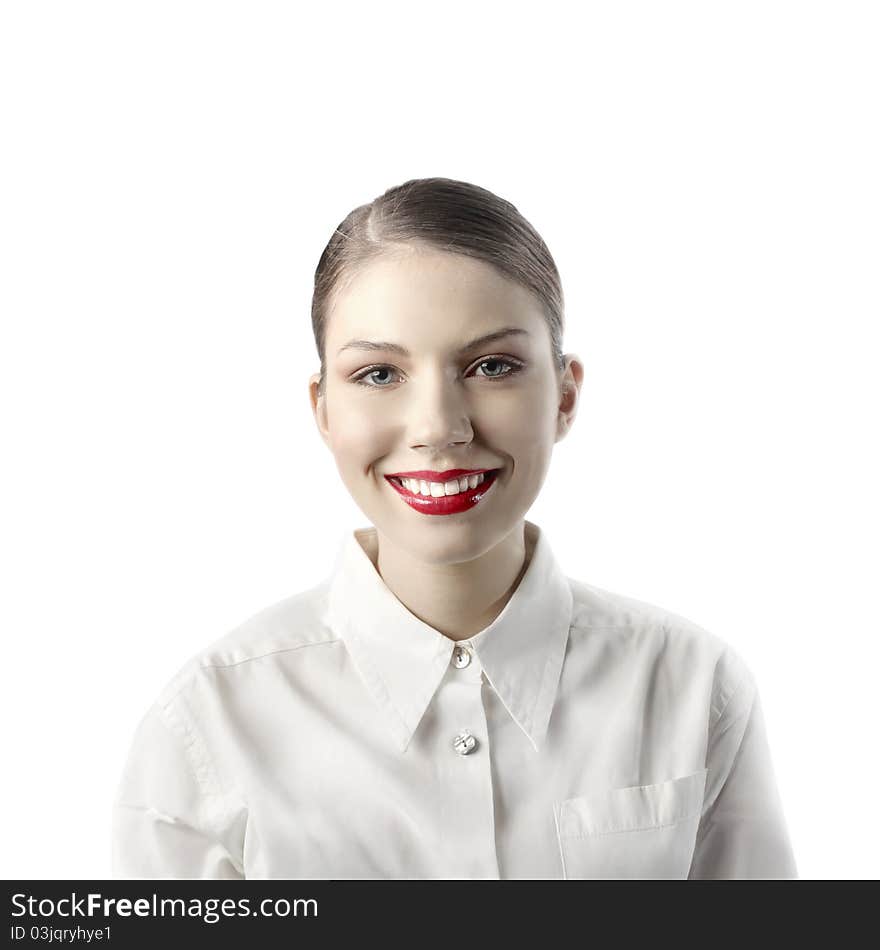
{"left": 553, "top": 768, "right": 708, "bottom": 879}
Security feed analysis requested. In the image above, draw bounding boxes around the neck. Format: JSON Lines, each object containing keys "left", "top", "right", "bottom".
{"left": 360, "top": 521, "right": 536, "bottom": 642}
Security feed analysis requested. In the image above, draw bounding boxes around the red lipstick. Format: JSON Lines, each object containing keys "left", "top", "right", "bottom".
{"left": 386, "top": 468, "right": 493, "bottom": 482}
{"left": 384, "top": 469, "right": 501, "bottom": 516}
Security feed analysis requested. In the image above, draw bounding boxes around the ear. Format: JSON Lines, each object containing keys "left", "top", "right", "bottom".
{"left": 309, "top": 372, "right": 330, "bottom": 447}
{"left": 555, "top": 355, "right": 584, "bottom": 443}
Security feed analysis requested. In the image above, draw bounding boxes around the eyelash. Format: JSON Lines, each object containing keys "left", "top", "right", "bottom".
{"left": 350, "top": 356, "right": 525, "bottom": 389}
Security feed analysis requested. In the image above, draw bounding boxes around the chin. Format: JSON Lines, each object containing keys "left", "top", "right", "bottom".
{"left": 424, "top": 523, "right": 514, "bottom": 562}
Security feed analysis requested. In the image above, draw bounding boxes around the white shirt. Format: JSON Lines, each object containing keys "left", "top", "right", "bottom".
{"left": 112, "top": 519, "right": 797, "bottom": 879}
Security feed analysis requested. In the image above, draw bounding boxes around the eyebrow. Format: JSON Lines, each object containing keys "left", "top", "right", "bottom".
{"left": 336, "top": 327, "right": 530, "bottom": 358}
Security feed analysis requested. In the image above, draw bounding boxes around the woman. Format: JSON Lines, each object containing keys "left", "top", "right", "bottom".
{"left": 112, "top": 177, "right": 797, "bottom": 879}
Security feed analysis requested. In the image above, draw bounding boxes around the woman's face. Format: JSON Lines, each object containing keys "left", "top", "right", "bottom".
{"left": 309, "top": 245, "right": 581, "bottom": 565}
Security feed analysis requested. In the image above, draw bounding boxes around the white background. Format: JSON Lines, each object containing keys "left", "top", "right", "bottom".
{"left": 1, "top": 1, "right": 877, "bottom": 879}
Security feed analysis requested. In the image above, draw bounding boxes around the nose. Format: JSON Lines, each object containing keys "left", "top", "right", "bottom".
{"left": 406, "top": 368, "right": 474, "bottom": 451}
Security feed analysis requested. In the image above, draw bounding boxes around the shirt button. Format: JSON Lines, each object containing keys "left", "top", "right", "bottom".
{"left": 452, "top": 644, "right": 472, "bottom": 669}
{"left": 453, "top": 729, "right": 478, "bottom": 755}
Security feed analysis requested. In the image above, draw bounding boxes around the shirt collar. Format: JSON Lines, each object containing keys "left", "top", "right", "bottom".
{"left": 324, "top": 519, "right": 573, "bottom": 755}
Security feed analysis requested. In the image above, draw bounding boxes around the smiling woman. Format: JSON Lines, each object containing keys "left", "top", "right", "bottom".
{"left": 111, "top": 177, "right": 798, "bottom": 880}
{"left": 308, "top": 236, "right": 575, "bottom": 570}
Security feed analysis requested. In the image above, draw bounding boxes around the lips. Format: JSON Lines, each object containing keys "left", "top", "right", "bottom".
{"left": 386, "top": 468, "right": 501, "bottom": 516}
{"left": 386, "top": 468, "right": 495, "bottom": 482}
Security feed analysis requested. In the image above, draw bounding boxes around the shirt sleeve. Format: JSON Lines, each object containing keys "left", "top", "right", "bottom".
{"left": 688, "top": 664, "right": 797, "bottom": 879}
{"left": 111, "top": 697, "right": 247, "bottom": 879}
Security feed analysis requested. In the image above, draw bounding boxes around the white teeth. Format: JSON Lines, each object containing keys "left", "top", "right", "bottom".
{"left": 399, "top": 473, "right": 487, "bottom": 496}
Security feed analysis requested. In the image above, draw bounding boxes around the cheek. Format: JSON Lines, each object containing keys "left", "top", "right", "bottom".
{"left": 326, "top": 397, "right": 395, "bottom": 468}
{"left": 483, "top": 384, "right": 557, "bottom": 443}
{"left": 483, "top": 387, "right": 557, "bottom": 482}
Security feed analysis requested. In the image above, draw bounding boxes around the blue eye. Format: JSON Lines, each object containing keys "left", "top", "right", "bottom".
{"left": 351, "top": 357, "right": 524, "bottom": 389}
{"left": 474, "top": 358, "right": 516, "bottom": 379}
{"left": 354, "top": 366, "right": 399, "bottom": 388}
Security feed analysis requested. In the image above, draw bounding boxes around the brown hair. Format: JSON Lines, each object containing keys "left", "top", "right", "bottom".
{"left": 311, "top": 177, "right": 565, "bottom": 396}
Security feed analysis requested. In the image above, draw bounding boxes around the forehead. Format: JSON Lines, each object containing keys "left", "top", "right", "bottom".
{"left": 326, "top": 246, "right": 545, "bottom": 349}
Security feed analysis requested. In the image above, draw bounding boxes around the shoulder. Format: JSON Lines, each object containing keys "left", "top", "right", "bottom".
{"left": 566, "top": 576, "right": 756, "bottom": 717}
{"left": 154, "top": 579, "right": 340, "bottom": 708}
